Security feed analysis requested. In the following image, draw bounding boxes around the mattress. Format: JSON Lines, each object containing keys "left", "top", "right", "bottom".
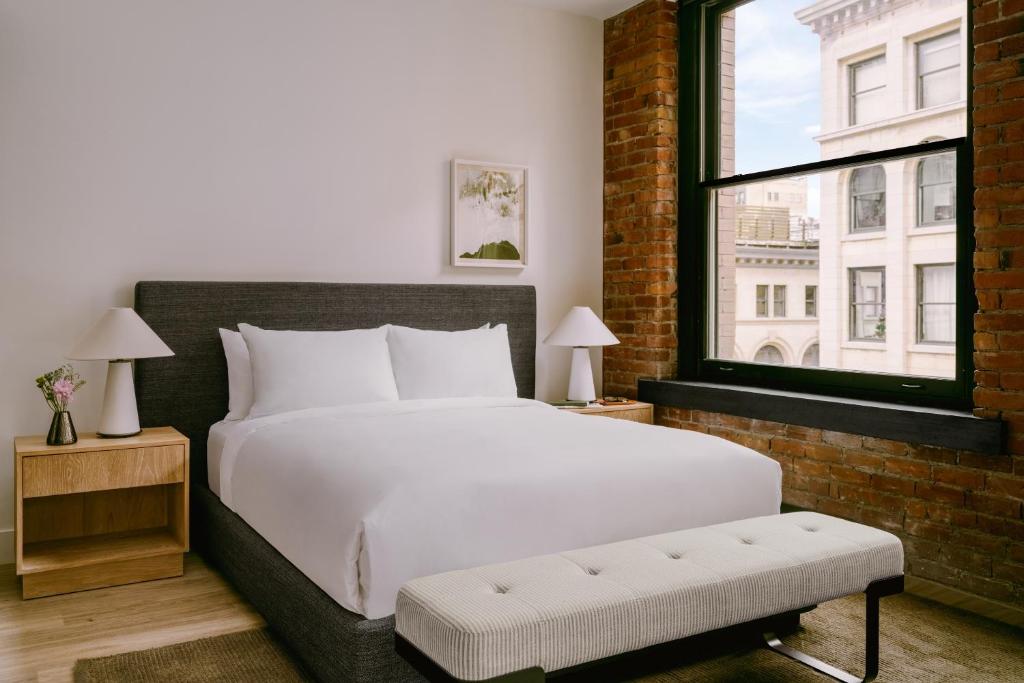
{"left": 209, "top": 398, "right": 782, "bottom": 619}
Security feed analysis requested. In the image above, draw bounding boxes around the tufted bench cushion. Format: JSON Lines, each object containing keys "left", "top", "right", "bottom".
{"left": 395, "top": 512, "right": 903, "bottom": 681}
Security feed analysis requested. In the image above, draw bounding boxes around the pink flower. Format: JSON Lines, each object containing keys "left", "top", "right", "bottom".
{"left": 52, "top": 378, "right": 75, "bottom": 406}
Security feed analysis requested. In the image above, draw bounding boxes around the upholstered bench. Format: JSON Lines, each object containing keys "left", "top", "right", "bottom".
{"left": 395, "top": 512, "right": 904, "bottom": 683}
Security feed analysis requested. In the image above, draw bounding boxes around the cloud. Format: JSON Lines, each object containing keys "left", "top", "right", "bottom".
{"left": 803, "top": 123, "right": 822, "bottom": 135}
{"left": 732, "top": 0, "right": 820, "bottom": 123}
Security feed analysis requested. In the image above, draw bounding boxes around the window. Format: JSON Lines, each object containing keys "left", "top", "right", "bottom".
{"left": 802, "top": 343, "right": 820, "bottom": 367}
{"left": 754, "top": 344, "right": 784, "bottom": 365}
{"left": 681, "top": 0, "right": 971, "bottom": 408}
{"left": 849, "top": 55, "right": 886, "bottom": 126}
{"left": 773, "top": 285, "right": 787, "bottom": 317}
{"left": 850, "top": 165, "right": 886, "bottom": 232}
{"left": 918, "top": 153, "right": 956, "bottom": 226}
{"left": 918, "top": 264, "right": 956, "bottom": 343}
{"left": 850, "top": 268, "right": 886, "bottom": 341}
{"left": 756, "top": 284, "right": 768, "bottom": 317}
{"left": 737, "top": 188, "right": 747, "bottom": 205}
{"left": 805, "top": 286, "right": 817, "bottom": 317}
{"left": 918, "top": 31, "right": 960, "bottom": 109}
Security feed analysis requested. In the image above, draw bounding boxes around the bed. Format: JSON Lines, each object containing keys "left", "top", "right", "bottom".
{"left": 134, "top": 281, "right": 781, "bottom": 682}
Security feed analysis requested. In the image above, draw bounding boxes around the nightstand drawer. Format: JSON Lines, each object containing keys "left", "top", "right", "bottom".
{"left": 22, "top": 445, "right": 185, "bottom": 498}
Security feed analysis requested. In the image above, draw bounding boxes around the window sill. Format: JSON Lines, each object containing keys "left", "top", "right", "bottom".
{"left": 841, "top": 340, "right": 886, "bottom": 350}
{"left": 908, "top": 343, "right": 955, "bottom": 355}
{"left": 911, "top": 223, "right": 956, "bottom": 236}
{"left": 842, "top": 232, "right": 886, "bottom": 242}
{"left": 638, "top": 379, "right": 1003, "bottom": 454}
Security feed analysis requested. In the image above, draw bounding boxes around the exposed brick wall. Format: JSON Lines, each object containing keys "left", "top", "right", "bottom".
{"left": 603, "top": 0, "right": 679, "bottom": 398}
{"left": 603, "top": 0, "right": 1024, "bottom": 610}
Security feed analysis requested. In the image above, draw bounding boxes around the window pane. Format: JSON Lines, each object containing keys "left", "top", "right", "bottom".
{"left": 754, "top": 344, "right": 785, "bottom": 364}
{"left": 756, "top": 284, "right": 769, "bottom": 317}
{"left": 850, "top": 268, "right": 886, "bottom": 340}
{"left": 918, "top": 153, "right": 956, "bottom": 225}
{"left": 850, "top": 165, "right": 886, "bottom": 232}
{"left": 773, "top": 285, "right": 787, "bottom": 317}
{"left": 724, "top": 0, "right": 967, "bottom": 177}
{"left": 918, "top": 31, "right": 960, "bottom": 108}
{"left": 919, "top": 264, "right": 956, "bottom": 343}
{"left": 802, "top": 343, "right": 820, "bottom": 366}
{"left": 805, "top": 285, "right": 817, "bottom": 316}
{"left": 710, "top": 151, "right": 957, "bottom": 379}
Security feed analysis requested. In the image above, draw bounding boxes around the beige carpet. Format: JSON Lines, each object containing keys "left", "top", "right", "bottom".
{"left": 74, "top": 593, "right": 1024, "bottom": 682}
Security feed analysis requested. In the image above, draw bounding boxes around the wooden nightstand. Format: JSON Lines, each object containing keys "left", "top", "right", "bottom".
{"left": 14, "top": 427, "right": 189, "bottom": 599}
{"left": 563, "top": 401, "right": 654, "bottom": 424}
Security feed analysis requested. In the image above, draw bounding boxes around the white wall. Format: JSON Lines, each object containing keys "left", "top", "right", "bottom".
{"left": 0, "top": 0, "right": 604, "bottom": 562}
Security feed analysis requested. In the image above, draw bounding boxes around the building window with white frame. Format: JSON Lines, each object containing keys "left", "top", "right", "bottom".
{"left": 918, "top": 263, "right": 956, "bottom": 344}
{"left": 805, "top": 285, "right": 817, "bottom": 317}
{"left": 773, "top": 285, "right": 787, "bottom": 317}
{"left": 849, "top": 54, "right": 885, "bottom": 125}
{"left": 917, "top": 31, "right": 960, "bottom": 109}
{"left": 850, "top": 268, "right": 886, "bottom": 341}
{"left": 755, "top": 284, "right": 769, "bottom": 317}
{"left": 850, "top": 165, "right": 886, "bottom": 232}
{"left": 754, "top": 344, "right": 784, "bottom": 364}
{"left": 918, "top": 153, "right": 956, "bottom": 226}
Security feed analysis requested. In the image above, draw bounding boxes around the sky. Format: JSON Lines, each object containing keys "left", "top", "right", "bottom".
{"left": 733, "top": 0, "right": 822, "bottom": 217}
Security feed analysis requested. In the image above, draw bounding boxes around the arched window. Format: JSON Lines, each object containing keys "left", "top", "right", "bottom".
{"left": 850, "top": 165, "right": 886, "bottom": 233}
{"left": 918, "top": 153, "right": 956, "bottom": 226}
{"left": 753, "top": 344, "right": 784, "bottom": 365}
{"left": 801, "top": 343, "right": 820, "bottom": 367}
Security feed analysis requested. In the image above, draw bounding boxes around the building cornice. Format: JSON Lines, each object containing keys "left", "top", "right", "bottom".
{"left": 796, "top": 0, "right": 917, "bottom": 39}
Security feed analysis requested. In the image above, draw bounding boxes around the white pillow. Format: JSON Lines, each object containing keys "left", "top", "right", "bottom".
{"left": 239, "top": 323, "right": 399, "bottom": 418}
{"left": 219, "top": 328, "right": 253, "bottom": 421}
{"left": 387, "top": 324, "right": 518, "bottom": 400}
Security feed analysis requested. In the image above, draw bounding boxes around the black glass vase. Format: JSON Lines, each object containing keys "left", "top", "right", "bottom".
{"left": 46, "top": 411, "right": 77, "bottom": 446}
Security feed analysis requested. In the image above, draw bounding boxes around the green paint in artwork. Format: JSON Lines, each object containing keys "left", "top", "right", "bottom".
{"left": 460, "top": 240, "right": 522, "bottom": 260}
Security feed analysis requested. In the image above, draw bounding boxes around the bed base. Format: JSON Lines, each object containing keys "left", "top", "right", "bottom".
{"left": 396, "top": 577, "right": 902, "bottom": 683}
{"left": 194, "top": 485, "right": 423, "bottom": 683}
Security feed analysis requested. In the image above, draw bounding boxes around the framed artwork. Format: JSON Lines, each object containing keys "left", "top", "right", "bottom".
{"left": 451, "top": 159, "right": 528, "bottom": 268}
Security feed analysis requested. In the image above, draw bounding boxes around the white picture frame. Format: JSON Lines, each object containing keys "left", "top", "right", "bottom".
{"left": 451, "top": 159, "right": 528, "bottom": 268}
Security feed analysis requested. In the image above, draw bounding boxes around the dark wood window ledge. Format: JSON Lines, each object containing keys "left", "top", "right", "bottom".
{"left": 639, "top": 380, "right": 1004, "bottom": 455}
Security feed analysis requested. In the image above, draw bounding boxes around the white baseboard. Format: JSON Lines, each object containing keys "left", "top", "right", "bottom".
{"left": 0, "top": 528, "right": 12, "bottom": 565}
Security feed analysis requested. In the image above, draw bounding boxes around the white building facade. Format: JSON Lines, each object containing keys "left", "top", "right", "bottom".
{"left": 797, "top": 0, "right": 966, "bottom": 378}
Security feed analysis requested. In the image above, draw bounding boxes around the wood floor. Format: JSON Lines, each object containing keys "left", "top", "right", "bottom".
{"left": 0, "top": 553, "right": 263, "bottom": 683}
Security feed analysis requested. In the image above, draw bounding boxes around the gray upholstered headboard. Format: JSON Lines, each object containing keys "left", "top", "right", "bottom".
{"left": 134, "top": 281, "right": 536, "bottom": 484}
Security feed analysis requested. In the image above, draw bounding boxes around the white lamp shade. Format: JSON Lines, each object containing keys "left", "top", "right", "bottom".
{"left": 68, "top": 307, "right": 174, "bottom": 360}
{"left": 543, "top": 306, "right": 619, "bottom": 347}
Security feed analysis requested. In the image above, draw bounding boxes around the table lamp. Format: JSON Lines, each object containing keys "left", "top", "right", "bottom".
{"left": 544, "top": 306, "right": 619, "bottom": 402}
{"left": 68, "top": 307, "right": 174, "bottom": 437}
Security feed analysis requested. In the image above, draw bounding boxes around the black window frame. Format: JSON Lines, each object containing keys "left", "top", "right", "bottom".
{"left": 676, "top": 0, "right": 975, "bottom": 410}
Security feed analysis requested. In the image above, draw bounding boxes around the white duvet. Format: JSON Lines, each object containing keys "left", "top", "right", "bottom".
{"left": 216, "top": 398, "right": 782, "bottom": 619}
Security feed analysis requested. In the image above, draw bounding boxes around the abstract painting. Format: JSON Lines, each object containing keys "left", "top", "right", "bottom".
{"left": 451, "top": 159, "right": 527, "bottom": 268}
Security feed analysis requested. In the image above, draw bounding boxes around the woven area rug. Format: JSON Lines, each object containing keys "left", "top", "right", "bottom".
{"left": 74, "top": 593, "right": 1024, "bottom": 682}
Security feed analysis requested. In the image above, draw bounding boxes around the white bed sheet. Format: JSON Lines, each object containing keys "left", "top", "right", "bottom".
{"left": 212, "top": 398, "right": 782, "bottom": 619}
{"left": 206, "top": 419, "right": 237, "bottom": 497}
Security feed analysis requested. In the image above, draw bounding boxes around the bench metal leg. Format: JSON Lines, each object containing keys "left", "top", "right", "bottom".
{"left": 761, "top": 575, "right": 904, "bottom": 683}
{"left": 396, "top": 633, "right": 545, "bottom": 682}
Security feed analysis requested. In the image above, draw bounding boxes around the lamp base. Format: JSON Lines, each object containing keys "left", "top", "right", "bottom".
{"left": 98, "top": 360, "right": 142, "bottom": 438}
{"left": 567, "top": 347, "right": 596, "bottom": 403}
